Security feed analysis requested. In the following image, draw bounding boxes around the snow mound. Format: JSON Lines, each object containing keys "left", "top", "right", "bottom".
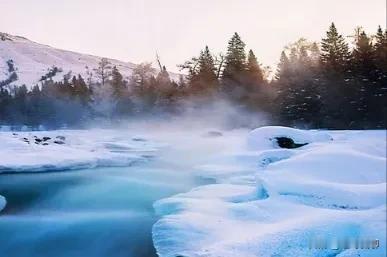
{"left": 247, "top": 126, "right": 332, "bottom": 150}
{"left": 153, "top": 129, "right": 386, "bottom": 257}
{"left": 0, "top": 195, "right": 6, "bottom": 213}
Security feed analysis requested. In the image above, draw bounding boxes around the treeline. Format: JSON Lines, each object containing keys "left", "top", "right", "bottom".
{"left": 0, "top": 23, "right": 386, "bottom": 129}
{"left": 275, "top": 24, "right": 387, "bottom": 128}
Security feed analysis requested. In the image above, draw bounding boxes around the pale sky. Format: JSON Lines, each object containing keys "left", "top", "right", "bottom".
{"left": 0, "top": 0, "right": 385, "bottom": 72}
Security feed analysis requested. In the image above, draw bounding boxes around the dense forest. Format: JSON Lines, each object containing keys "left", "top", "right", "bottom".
{"left": 0, "top": 23, "right": 386, "bottom": 129}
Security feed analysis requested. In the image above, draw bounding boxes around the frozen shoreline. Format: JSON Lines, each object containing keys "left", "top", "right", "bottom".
{"left": 1, "top": 127, "right": 385, "bottom": 256}
{"left": 152, "top": 127, "right": 386, "bottom": 257}
{"left": 0, "top": 129, "right": 161, "bottom": 173}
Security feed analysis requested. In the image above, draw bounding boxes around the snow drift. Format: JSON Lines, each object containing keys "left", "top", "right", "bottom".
{"left": 153, "top": 127, "right": 386, "bottom": 257}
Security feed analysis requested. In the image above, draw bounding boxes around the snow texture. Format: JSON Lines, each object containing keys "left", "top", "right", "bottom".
{"left": 0, "top": 129, "right": 161, "bottom": 173}
{"left": 153, "top": 127, "right": 386, "bottom": 257}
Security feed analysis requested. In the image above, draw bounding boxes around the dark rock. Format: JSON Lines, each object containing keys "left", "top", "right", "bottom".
{"left": 204, "top": 131, "right": 223, "bottom": 138}
{"left": 132, "top": 137, "right": 146, "bottom": 142}
{"left": 42, "top": 143, "right": 49, "bottom": 146}
{"left": 275, "top": 137, "right": 307, "bottom": 149}
{"left": 54, "top": 140, "right": 65, "bottom": 145}
{"left": 42, "top": 137, "right": 51, "bottom": 141}
{"left": 35, "top": 138, "right": 42, "bottom": 143}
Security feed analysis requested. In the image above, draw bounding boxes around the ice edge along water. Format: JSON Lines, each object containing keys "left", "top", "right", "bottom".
{"left": 152, "top": 127, "right": 386, "bottom": 257}
{"left": 0, "top": 127, "right": 385, "bottom": 257}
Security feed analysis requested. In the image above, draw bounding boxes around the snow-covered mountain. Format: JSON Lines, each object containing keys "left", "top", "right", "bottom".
{"left": 0, "top": 32, "right": 174, "bottom": 89}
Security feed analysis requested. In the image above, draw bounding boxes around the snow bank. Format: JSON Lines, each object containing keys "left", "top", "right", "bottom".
{"left": 247, "top": 126, "right": 332, "bottom": 150}
{"left": 0, "top": 130, "right": 160, "bottom": 173}
{"left": 153, "top": 128, "right": 386, "bottom": 257}
{"left": 0, "top": 195, "right": 6, "bottom": 213}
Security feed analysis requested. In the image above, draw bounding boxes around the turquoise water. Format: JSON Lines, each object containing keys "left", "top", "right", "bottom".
{"left": 0, "top": 163, "right": 204, "bottom": 257}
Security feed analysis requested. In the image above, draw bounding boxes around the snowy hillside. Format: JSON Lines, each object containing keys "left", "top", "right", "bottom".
{"left": 0, "top": 32, "right": 175, "bottom": 89}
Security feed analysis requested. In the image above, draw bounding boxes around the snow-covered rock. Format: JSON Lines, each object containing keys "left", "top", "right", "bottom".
{"left": 153, "top": 128, "right": 386, "bottom": 257}
{"left": 0, "top": 195, "right": 6, "bottom": 213}
{"left": 247, "top": 126, "right": 332, "bottom": 150}
{"left": 0, "top": 129, "right": 160, "bottom": 173}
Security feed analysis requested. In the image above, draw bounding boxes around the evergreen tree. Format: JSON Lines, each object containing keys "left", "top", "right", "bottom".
{"left": 352, "top": 31, "right": 375, "bottom": 76}
{"left": 320, "top": 23, "right": 350, "bottom": 73}
{"left": 309, "top": 42, "right": 320, "bottom": 66}
{"left": 222, "top": 33, "right": 247, "bottom": 88}
{"left": 11, "top": 85, "right": 28, "bottom": 124}
{"left": 183, "top": 46, "right": 218, "bottom": 95}
{"left": 246, "top": 50, "right": 264, "bottom": 84}
{"left": 275, "top": 51, "right": 291, "bottom": 80}
{"left": 318, "top": 23, "right": 354, "bottom": 128}
{"left": 370, "top": 26, "right": 387, "bottom": 128}
{"left": 26, "top": 85, "right": 43, "bottom": 126}
{"left": 275, "top": 42, "right": 323, "bottom": 127}
{"left": 0, "top": 88, "right": 11, "bottom": 123}
{"left": 197, "top": 46, "right": 218, "bottom": 87}
{"left": 111, "top": 66, "right": 126, "bottom": 98}
{"left": 374, "top": 26, "right": 387, "bottom": 72}
{"left": 72, "top": 75, "right": 91, "bottom": 105}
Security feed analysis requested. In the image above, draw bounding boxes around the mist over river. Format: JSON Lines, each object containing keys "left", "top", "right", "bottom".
{"left": 0, "top": 126, "right": 248, "bottom": 257}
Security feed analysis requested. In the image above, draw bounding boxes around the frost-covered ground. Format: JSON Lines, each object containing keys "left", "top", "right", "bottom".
{"left": 0, "top": 126, "right": 385, "bottom": 256}
{"left": 0, "top": 129, "right": 161, "bottom": 173}
{"left": 153, "top": 127, "right": 386, "bottom": 257}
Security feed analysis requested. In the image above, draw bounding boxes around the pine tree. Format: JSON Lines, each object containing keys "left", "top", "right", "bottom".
{"left": 187, "top": 46, "right": 218, "bottom": 95}
{"left": 298, "top": 45, "right": 310, "bottom": 68}
{"left": 275, "top": 42, "right": 323, "bottom": 127}
{"left": 318, "top": 23, "right": 354, "bottom": 128}
{"left": 0, "top": 88, "right": 11, "bottom": 123}
{"left": 243, "top": 49, "right": 272, "bottom": 112}
{"left": 320, "top": 23, "right": 350, "bottom": 73}
{"left": 246, "top": 50, "right": 264, "bottom": 84}
{"left": 275, "top": 51, "right": 291, "bottom": 80}
{"left": 309, "top": 42, "right": 320, "bottom": 66}
{"left": 222, "top": 33, "right": 247, "bottom": 84}
{"left": 374, "top": 26, "right": 387, "bottom": 72}
{"left": 352, "top": 31, "right": 375, "bottom": 75}
{"left": 197, "top": 46, "right": 218, "bottom": 86}
{"left": 73, "top": 75, "right": 91, "bottom": 105}
{"left": 370, "top": 26, "right": 387, "bottom": 128}
{"left": 111, "top": 66, "right": 126, "bottom": 98}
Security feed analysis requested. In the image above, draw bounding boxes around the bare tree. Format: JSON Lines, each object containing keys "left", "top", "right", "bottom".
{"left": 177, "top": 57, "right": 199, "bottom": 80}
{"left": 93, "top": 58, "right": 112, "bottom": 86}
{"left": 214, "top": 53, "right": 225, "bottom": 79}
{"left": 156, "top": 52, "right": 163, "bottom": 72}
{"left": 132, "top": 62, "right": 154, "bottom": 87}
